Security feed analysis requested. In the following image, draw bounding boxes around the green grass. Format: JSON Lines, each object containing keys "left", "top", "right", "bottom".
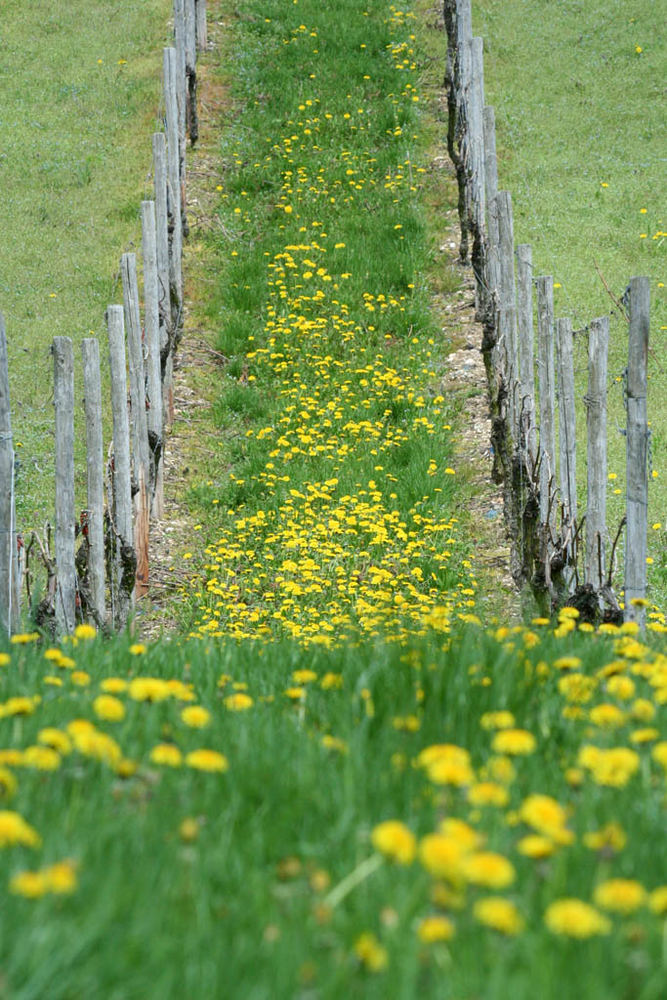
{"left": 472, "top": 0, "right": 666, "bottom": 603}
{"left": 0, "top": 0, "right": 171, "bottom": 525}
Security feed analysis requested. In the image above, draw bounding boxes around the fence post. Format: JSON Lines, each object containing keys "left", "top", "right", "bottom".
{"left": 151, "top": 131, "right": 174, "bottom": 432}
{"left": 81, "top": 338, "right": 106, "bottom": 627}
{"left": 141, "top": 201, "right": 164, "bottom": 519}
{"left": 120, "top": 254, "right": 150, "bottom": 599}
{"left": 106, "top": 306, "right": 135, "bottom": 630}
{"left": 536, "top": 277, "right": 556, "bottom": 536}
{"left": 185, "top": 0, "right": 198, "bottom": 144}
{"left": 163, "top": 47, "right": 184, "bottom": 343}
{"left": 195, "top": 0, "right": 207, "bottom": 52}
{"left": 555, "top": 317, "right": 577, "bottom": 580}
{"left": 172, "top": 1, "right": 188, "bottom": 235}
{"left": 516, "top": 244, "right": 536, "bottom": 464}
{"left": 496, "top": 191, "right": 517, "bottom": 442}
{"left": 624, "top": 276, "right": 650, "bottom": 625}
{"left": 52, "top": 337, "right": 76, "bottom": 636}
{"left": 585, "top": 316, "right": 609, "bottom": 591}
{"left": 0, "top": 313, "right": 20, "bottom": 634}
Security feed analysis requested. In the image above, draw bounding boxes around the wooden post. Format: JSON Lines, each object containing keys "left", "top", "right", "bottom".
{"left": 172, "top": 1, "right": 188, "bottom": 234}
{"left": 81, "top": 338, "right": 106, "bottom": 627}
{"left": 120, "top": 254, "right": 150, "bottom": 599}
{"left": 468, "top": 37, "right": 486, "bottom": 317}
{"left": 52, "top": 337, "right": 76, "bottom": 636}
{"left": 141, "top": 200, "right": 164, "bottom": 519}
{"left": 152, "top": 131, "right": 173, "bottom": 431}
{"left": 482, "top": 107, "right": 498, "bottom": 209}
{"left": 624, "top": 277, "right": 650, "bottom": 625}
{"left": 496, "top": 191, "right": 518, "bottom": 441}
{"left": 195, "top": 0, "right": 207, "bottom": 52}
{"left": 0, "top": 313, "right": 20, "bottom": 634}
{"left": 185, "top": 0, "right": 198, "bottom": 144}
{"left": 585, "top": 316, "right": 609, "bottom": 591}
{"left": 106, "top": 305, "right": 135, "bottom": 630}
{"left": 516, "top": 244, "right": 536, "bottom": 463}
{"left": 163, "top": 48, "right": 184, "bottom": 338}
{"left": 482, "top": 106, "right": 499, "bottom": 309}
{"left": 536, "top": 277, "right": 556, "bottom": 533}
{"left": 555, "top": 318, "right": 577, "bottom": 525}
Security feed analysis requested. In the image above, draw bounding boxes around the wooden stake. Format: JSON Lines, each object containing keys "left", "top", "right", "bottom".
{"left": 52, "top": 337, "right": 76, "bottom": 636}
{"left": 151, "top": 131, "right": 173, "bottom": 431}
{"left": 536, "top": 276, "right": 556, "bottom": 533}
{"left": 496, "top": 191, "right": 518, "bottom": 440}
{"left": 106, "top": 306, "right": 135, "bottom": 630}
{"left": 141, "top": 200, "right": 164, "bottom": 519}
{"left": 585, "top": 316, "right": 609, "bottom": 590}
{"left": 555, "top": 318, "right": 577, "bottom": 526}
{"left": 163, "top": 48, "right": 184, "bottom": 339}
{"left": 624, "top": 277, "right": 650, "bottom": 625}
{"left": 516, "top": 244, "right": 536, "bottom": 463}
{"left": 195, "top": 0, "right": 207, "bottom": 51}
{"left": 0, "top": 313, "right": 20, "bottom": 634}
{"left": 120, "top": 253, "right": 150, "bottom": 599}
{"left": 81, "top": 338, "right": 106, "bottom": 626}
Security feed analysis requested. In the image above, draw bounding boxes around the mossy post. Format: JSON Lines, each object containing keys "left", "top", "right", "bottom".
{"left": 52, "top": 337, "right": 76, "bottom": 636}
{"left": 624, "top": 277, "right": 650, "bottom": 625}
{"left": 0, "top": 313, "right": 20, "bottom": 635}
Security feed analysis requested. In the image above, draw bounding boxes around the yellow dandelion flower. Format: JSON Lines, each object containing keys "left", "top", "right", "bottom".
{"left": 519, "top": 794, "right": 573, "bottom": 844}
{"left": 473, "top": 897, "right": 524, "bottom": 935}
{"left": 44, "top": 859, "right": 78, "bottom": 894}
{"left": 320, "top": 672, "right": 343, "bottom": 689}
{"left": 185, "top": 749, "right": 229, "bottom": 773}
{"left": 467, "top": 781, "right": 509, "bottom": 807}
{"left": 491, "top": 729, "right": 536, "bottom": 755}
{"left": 354, "top": 932, "right": 388, "bottom": 972}
{"left": 74, "top": 624, "right": 96, "bottom": 640}
{"left": 93, "top": 695, "right": 126, "bottom": 722}
{"left": 321, "top": 734, "right": 348, "bottom": 753}
{"left": 224, "top": 692, "right": 254, "bottom": 711}
{"left": 583, "top": 822, "right": 627, "bottom": 852}
{"left": 129, "top": 643, "right": 147, "bottom": 655}
{"left": 651, "top": 742, "right": 667, "bottom": 769}
{"left": 150, "top": 743, "right": 182, "bottom": 767}
{"left": 37, "top": 728, "right": 72, "bottom": 755}
{"left": 292, "top": 669, "right": 317, "bottom": 684}
{"left": 100, "top": 678, "right": 129, "bottom": 694}
{"left": 517, "top": 835, "right": 557, "bottom": 859}
{"left": 462, "top": 852, "right": 516, "bottom": 889}
{"left": 417, "top": 914, "right": 455, "bottom": 942}
{"left": 181, "top": 705, "right": 211, "bottom": 728}
{"left": 0, "top": 767, "right": 17, "bottom": 799}
{"left": 419, "top": 834, "right": 468, "bottom": 882}
{"left": 594, "top": 879, "right": 645, "bottom": 914}
{"left": 0, "top": 653, "right": 10, "bottom": 666}
{"left": 128, "top": 677, "right": 170, "bottom": 702}
{"left": 480, "top": 711, "right": 515, "bottom": 730}
{"left": 9, "top": 870, "right": 48, "bottom": 898}
{"left": 648, "top": 886, "right": 667, "bottom": 915}
{"left": 22, "top": 746, "right": 61, "bottom": 771}
{"left": 553, "top": 656, "right": 583, "bottom": 671}
{"left": 0, "top": 810, "right": 41, "bottom": 848}
{"left": 371, "top": 820, "right": 416, "bottom": 865}
{"left": 589, "top": 703, "right": 626, "bottom": 728}
{"left": 545, "top": 899, "right": 610, "bottom": 937}
{"left": 179, "top": 817, "right": 200, "bottom": 842}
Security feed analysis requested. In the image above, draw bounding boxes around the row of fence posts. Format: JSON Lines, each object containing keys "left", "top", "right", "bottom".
{"left": 443, "top": 0, "right": 651, "bottom": 626}
{"left": 0, "top": 0, "right": 208, "bottom": 638}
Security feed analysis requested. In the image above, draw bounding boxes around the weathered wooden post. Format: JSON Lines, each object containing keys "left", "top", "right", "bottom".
{"left": 163, "top": 47, "right": 184, "bottom": 340}
{"left": 624, "top": 277, "right": 650, "bottom": 625}
{"left": 496, "top": 191, "right": 518, "bottom": 442}
{"left": 172, "top": 2, "right": 188, "bottom": 234}
{"left": 468, "top": 36, "right": 486, "bottom": 314}
{"left": 555, "top": 318, "right": 577, "bottom": 527}
{"left": 107, "top": 306, "right": 135, "bottom": 630}
{"left": 152, "top": 131, "right": 174, "bottom": 431}
{"left": 185, "top": 0, "right": 198, "bottom": 144}
{"left": 536, "top": 277, "right": 556, "bottom": 535}
{"left": 52, "top": 337, "right": 76, "bottom": 636}
{"left": 585, "top": 316, "right": 609, "bottom": 591}
{"left": 81, "top": 338, "right": 106, "bottom": 627}
{"left": 0, "top": 313, "right": 20, "bottom": 634}
{"left": 141, "top": 200, "right": 164, "bottom": 519}
{"left": 120, "top": 254, "right": 150, "bottom": 599}
{"left": 516, "top": 244, "right": 536, "bottom": 464}
{"left": 482, "top": 106, "right": 499, "bottom": 311}
{"left": 195, "top": 0, "right": 207, "bottom": 52}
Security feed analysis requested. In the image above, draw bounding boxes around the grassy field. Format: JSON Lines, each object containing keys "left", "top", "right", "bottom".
{"left": 0, "top": 1, "right": 665, "bottom": 998}
{"left": 0, "top": 0, "right": 170, "bottom": 525}
{"left": 474, "top": 0, "right": 666, "bottom": 601}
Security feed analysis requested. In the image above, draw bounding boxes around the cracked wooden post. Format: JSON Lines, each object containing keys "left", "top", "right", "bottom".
{"left": 172, "top": 1, "right": 188, "bottom": 235}
{"left": 468, "top": 37, "right": 486, "bottom": 316}
{"left": 624, "top": 277, "right": 650, "bottom": 626}
{"left": 536, "top": 276, "right": 556, "bottom": 537}
{"left": 52, "top": 336, "right": 76, "bottom": 636}
{"left": 585, "top": 316, "right": 609, "bottom": 592}
{"left": 107, "top": 305, "right": 136, "bottom": 631}
{"left": 81, "top": 338, "right": 106, "bottom": 627}
{"left": 151, "top": 131, "right": 173, "bottom": 433}
{"left": 516, "top": 244, "right": 536, "bottom": 465}
{"left": 0, "top": 313, "right": 20, "bottom": 634}
{"left": 185, "top": 0, "right": 198, "bottom": 144}
{"left": 496, "top": 191, "right": 517, "bottom": 443}
{"left": 141, "top": 200, "right": 164, "bottom": 519}
{"left": 121, "top": 253, "right": 150, "bottom": 599}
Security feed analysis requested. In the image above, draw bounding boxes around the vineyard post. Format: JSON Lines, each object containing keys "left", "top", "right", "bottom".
{"left": 120, "top": 254, "right": 150, "bottom": 599}
{"left": 195, "top": 0, "right": 207, "bottom": 51}
{"left": 107, "top": 306, "right": 135, "bottom": 630}
{"left": 52, "top": 337, "right": 76, "bottom": 636}
{"left": 185, "top": 0, "right": 198, "bottom": 143}
{"left": 163, "top": 48, "right": 184, "bottom": 344}
{"left": 141, "top": 200, "right": 165, "bottom": 519}
{"left": 151, "top": 131, "right": 173, "bottom": 431}
{"left": 624, "top": 276, "right": 650, "bottom": 624}
{"left": 555, "top": 317, "right": 577, "bottom": 575}
{"left": 536, "top": 276, "right": 556, "bottom": 535}
{"left": 496, "top": 191, "right": 517, "bottom": 442}
{"left": 585, "top": 316, "right": 609, "bottom": 591}
{"left": 516, "top": 244, "right": 536, "bottom": 464}
{"left": 81, "top": 338, "right": 106, "bottom": 626}
{"left": 0, "top": 313, "right": 20, "bottom": 634}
